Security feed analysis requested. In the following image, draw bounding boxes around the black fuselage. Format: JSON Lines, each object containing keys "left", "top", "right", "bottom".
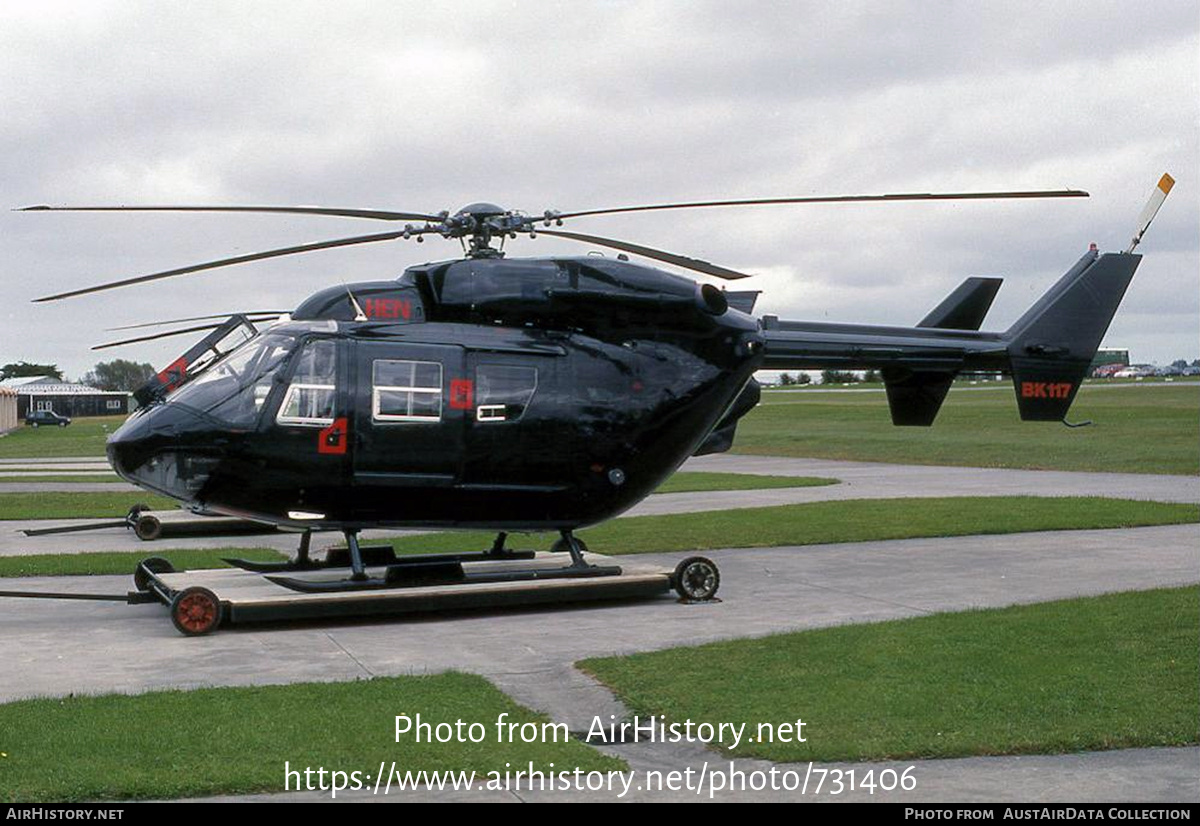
{"left": 107, "top": 256, "right": 764, "bottom": 531}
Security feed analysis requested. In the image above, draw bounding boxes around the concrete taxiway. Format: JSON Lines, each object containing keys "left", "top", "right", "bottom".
{"left": 1, "top": 453, "right": 1196, "bottom": 801}
{"left": 1, "top": 519, "right": 1196, "bottom": 802}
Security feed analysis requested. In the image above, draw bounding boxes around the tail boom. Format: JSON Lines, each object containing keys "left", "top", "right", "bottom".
{"left": 760, "top": 250, "right": 1142, "bottom": 425}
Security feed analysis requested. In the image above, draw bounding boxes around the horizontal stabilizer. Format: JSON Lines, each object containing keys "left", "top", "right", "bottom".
{"left": 882, "top": 369, "right": 955, "bottom": 426}
{"left": 918, "top": 277, "right": 1002, "bottom": 330}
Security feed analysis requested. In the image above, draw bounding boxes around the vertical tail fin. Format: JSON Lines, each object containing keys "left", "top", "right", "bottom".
{"left": 918, "top": 276, "right": 1003, "bottom": 330}
{"left": 1005, "top": 251, "right": 1140, "bottom": 420}
{"left": 1006, "top": 174, "right": 1172, "bottom": 420}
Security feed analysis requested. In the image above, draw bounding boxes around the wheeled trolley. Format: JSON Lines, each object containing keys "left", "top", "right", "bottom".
{"left": 0, "top": 550, "right": 721, "bottom": 636}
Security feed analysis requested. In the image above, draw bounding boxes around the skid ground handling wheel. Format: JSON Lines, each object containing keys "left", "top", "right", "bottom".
{"left": 133, "top": 556, "right": 175, "bottom": 592}
{"left": 170, "top": 587, "right": 224, "bottom": 636}
{"left": 672, "top": 556, "right": 721, "bottom": 602}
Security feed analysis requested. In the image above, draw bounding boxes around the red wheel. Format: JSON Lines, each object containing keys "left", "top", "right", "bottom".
{"left": 171, "top": 587, "right": 223, "bottom": 636}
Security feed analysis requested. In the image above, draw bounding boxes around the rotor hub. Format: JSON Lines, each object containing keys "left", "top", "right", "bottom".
{"left": 424, "top": 202, "right": 537, "bottom": 258}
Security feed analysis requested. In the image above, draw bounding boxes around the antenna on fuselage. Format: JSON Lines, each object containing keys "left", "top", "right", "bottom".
{"left": 342, "top": 281, "right": 368, "bottom": 321}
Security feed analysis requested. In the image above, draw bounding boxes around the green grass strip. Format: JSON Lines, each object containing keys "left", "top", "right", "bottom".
{"left": 0, "top": 475, "right": 125, "bottom": 484}
{"left": 739, "top": 383, "right": 1200, "bottom": 475}
{"left": 0, "top": 416, "right": 127, "bottom": 460}
{"left": 2, "top": 498, "right": 1193, "bottom": 578}
{"left": 0, "top": 673, "right": 624, "bottom": 802}
{"left": 0, "top": 492, "right": 178, "bottom": 520}
{"left": 390, "top": 496, "right": 1199, "bottom": 557}
{"left": 654, "top": 472, "right": 836, "bottom": 493}
{"left": 0, "top": 548, "right": 285, "bottom": 579}
{"left": 580, "top": 586, "right": 1200, "bottom": 763}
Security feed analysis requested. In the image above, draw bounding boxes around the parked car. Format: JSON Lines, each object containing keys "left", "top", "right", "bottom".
{"left": 25, "top": 410, "right": 71, "bottom": 428}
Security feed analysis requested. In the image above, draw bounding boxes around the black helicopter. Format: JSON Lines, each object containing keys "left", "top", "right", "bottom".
{"left": 20, "top": 176, "right": 1173, "bottom": 597}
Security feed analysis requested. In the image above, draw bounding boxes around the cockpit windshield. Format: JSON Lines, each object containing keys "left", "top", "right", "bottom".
{"left": 167, "top": 332, "right": 296, "bottom": 427}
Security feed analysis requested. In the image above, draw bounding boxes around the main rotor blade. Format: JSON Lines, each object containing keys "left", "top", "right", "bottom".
{"left": 106, "top": 312, "right": 287, "bottom": 331}
{"left": 33, "top": 229, "right": 409, "bottom": 302}
{"left": 552, "top": 189, "right": 1089, "bottom": 221}
{"left": 18, "top": 204, "right": 440, "bottom": 222}
{"left": 92, "top": 323, "right": 235, "bottom": 350}
{"left": 534, "top": 228, "right": 751, "bottom": 280}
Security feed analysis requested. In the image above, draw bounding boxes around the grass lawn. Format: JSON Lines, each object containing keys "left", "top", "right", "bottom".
{"left": 0, "top": 415, "right": 126, "bottom": 460}
{"left": 0, "top": 492, "right": 178, "bottom": 520}
{"left": 385, "top": 496, "right": 1198, "bottom": 556}
{"left": 6, "top": 497, "right": 1193, "bottom": 578}
{"left": 655, "top": 471, "right": 836, "bottom": 493}
{"left": 739, "top": 382, "right": 1199, "bottom": 475}
{"left": 0, "top": 548, "right": 285, "bottom": 578}
{"left": 0, "top": 475, "right": 125, "bottom": 484}
{"left": 580, "top": 586, "right": 1200, "bottom": 763}
{"left": 0, "top": 673, "right": 624, "bottom": 802}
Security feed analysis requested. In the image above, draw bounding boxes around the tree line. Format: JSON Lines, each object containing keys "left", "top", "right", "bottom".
{"left": 778, "top": 370, "right": 883, "bottom": 386}
{"left": 1, "top": 359, "right": 156, "bottom": 392}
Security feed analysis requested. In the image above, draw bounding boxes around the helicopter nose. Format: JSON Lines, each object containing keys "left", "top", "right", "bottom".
{"left": 107, "top": 405, "right": 220, "bottom": 501}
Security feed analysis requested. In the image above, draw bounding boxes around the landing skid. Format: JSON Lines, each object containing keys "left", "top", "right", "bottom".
{"left": 222, "top": 530, "right": 537, "bottom": 575}
{"left": 266, "top": 560, "right": 623, "bottom": 594}
{"left": 234, "top": 528, "right": 590, "bottom": 593}
{"left": 262, "top": 529, "right": 614, "bottom": 594}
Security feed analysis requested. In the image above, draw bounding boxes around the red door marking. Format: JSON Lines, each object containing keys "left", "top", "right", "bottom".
{"left": 318, "top": 417, "right": 348, "bottom": 455}
{"left": 450, "top": 379, "right": 474, "bottom": 410}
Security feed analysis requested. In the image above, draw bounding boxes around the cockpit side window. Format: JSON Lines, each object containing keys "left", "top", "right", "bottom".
{"left": 276, "top": 339, "right": 338, "bottom": 427}
{"left": 169, "top": 332, "right": 296, "bottom": 427}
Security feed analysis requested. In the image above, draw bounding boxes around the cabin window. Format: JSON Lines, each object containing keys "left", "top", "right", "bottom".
{"left": 276, "top": 339, "right": 338, "bottom": 426}
{"left": 373, "top": 359, "right": 442, "bottom": 422}
{"left": 475, "top": 365, "right": 537, "bottom": 423}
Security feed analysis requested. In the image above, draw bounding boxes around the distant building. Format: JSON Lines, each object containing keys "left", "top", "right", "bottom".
{"left": 1090, "top": 348, "right": 1130, "bottom": 370}
{"left": 1089, "top": 348, "right": 1131, "bottom": 378}
{"left": 0, "top": 376, "right": 131, "bottom": 419}
{"left": 0, "top": 387, "right": 17, "bottom": 433}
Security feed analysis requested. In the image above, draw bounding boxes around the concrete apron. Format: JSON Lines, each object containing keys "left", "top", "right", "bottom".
{"left": 1, "top": 523, "right": 1197, "bottom": 802}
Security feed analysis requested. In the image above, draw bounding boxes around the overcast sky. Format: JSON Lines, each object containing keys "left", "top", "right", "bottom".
{"left": 1, "top": 0, "right": 1196, "bottom": 380}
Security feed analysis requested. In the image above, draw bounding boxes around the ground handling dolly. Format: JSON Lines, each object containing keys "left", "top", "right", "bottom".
{"left": 0, "top": 532, "right": 720, "bottom": 636}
